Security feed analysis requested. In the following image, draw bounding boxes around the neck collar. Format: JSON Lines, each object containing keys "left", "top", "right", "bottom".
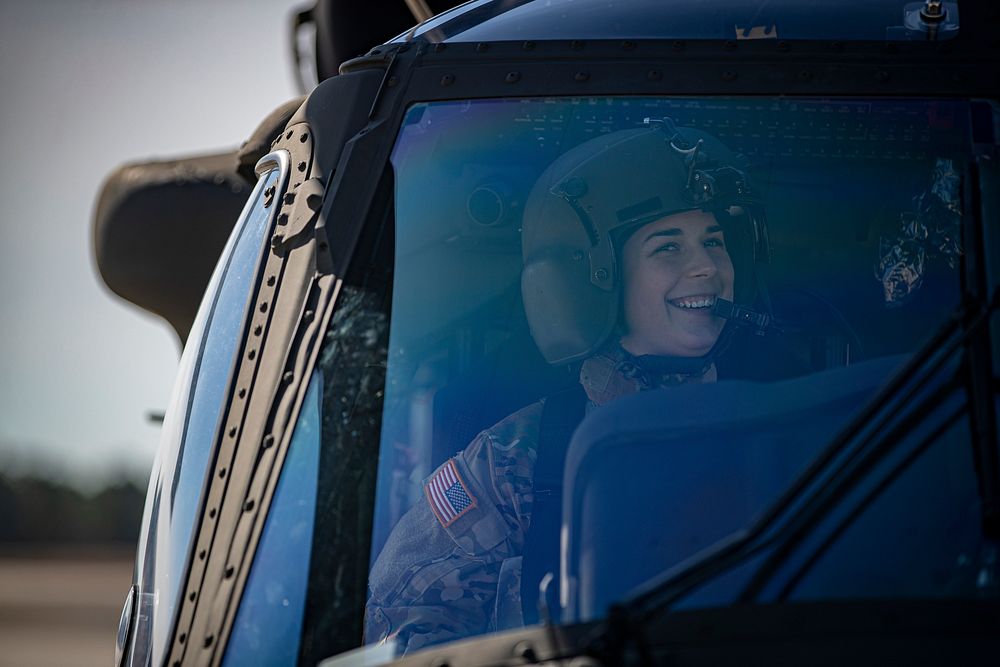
{"left": 579, "top": 340, "right": 716, "bottom": 407}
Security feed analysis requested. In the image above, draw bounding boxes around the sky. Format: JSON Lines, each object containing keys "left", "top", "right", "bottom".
{"left": 0, "top": 0, "right": 302, "bottom": 489}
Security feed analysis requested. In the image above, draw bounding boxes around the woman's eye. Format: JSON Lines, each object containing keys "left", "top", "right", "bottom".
{"left": 654, "top": 242, "right": 679, "bottom": 254}
{"left": 704, "top": 237, "right": 725, "bottom": 248}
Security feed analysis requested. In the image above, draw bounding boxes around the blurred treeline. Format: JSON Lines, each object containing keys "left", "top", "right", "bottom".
{"left": 0, "top": 473, "right": 144, "bottom": 545}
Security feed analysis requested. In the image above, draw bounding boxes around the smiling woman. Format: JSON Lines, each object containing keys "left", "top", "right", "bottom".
{"left": 620, "top": 210, "right": 735, "bottom": 358}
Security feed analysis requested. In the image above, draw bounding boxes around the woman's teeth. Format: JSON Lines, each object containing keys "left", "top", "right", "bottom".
{"left": 671, "top": 296, "right": 716, "bottom": 309}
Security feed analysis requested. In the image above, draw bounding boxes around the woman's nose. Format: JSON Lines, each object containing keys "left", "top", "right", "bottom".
{"left": 686, "top": 246, "right": 719, "bottom": 279}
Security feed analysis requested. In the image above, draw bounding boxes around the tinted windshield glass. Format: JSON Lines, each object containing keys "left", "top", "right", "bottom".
{"left": 361, "top": 96, "right": 977, "bottom": 655}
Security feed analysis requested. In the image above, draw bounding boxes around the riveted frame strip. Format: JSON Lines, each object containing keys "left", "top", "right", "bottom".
{"left": 205, "top": 273, "right": 341, "bottom": 667}
{"left": 167, "top": 123, "right": 318, "bottom": 666}
{"left": 162, "top": 69, "right": 385, "bottom": 666}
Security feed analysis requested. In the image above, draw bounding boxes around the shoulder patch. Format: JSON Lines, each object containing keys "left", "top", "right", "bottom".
{"left": 425, "top": 459, "right": 478, "bottom": 528}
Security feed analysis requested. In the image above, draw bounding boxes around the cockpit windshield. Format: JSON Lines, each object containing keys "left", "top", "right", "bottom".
{"left": 232, "top": 96, "right": 993, "bottom": 665}
{"left": 360, "top": 96, "right": 981, "bottom": 655}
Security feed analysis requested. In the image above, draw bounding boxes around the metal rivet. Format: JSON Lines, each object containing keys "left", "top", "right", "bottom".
{"left": 647, "top": 69, "right": 662, "bottom": 81}
{"left": 247, "top": 349, "right": 256, "bottom": 360}
{"left": 188, "top": 591, "right": 196, "bottom": 601}
{"left": 574, "top": 71, "right": 590, "bottom": 82}
{"left": 440, "top": 74, "right": 455, "bottom": 86}
{"left": 267, "top": 276, "right": 276, "bottom": 287}
{"left": 306, "top": 193, "right": 322, "bottom": 211}
{"left": 218, "top": 468, "right": 226, "bottom": 478}
{"left": 259, "top": 302, "right": 268, "bottom": 313}
{"left": 263, "top": 434, "right": 275, "bottom": 449}
{"left": 285, "top": 130, "right": 293, "bottom": 140}
{"left": 199, "top": 550, "right": 206, "bottom": 561}
{"left": 253, "top": 325, "right": 262, "bottom": 336}
{"left": 271, "top": 234, "right": 284, "bottom": 249}
{"left": 594, "top": 268, "right": 609, "bottom": 281}
{"left": 522, "top": 40, "right": 535, "bottom": 50}
{"left": 297, "top": 161, "right": 306, "bottom": 172}
{"left": 238, "top": 388, "right": 246, "bottom": 398}
{"left": 228, "top": 427, "right": 237, "bottom": 438}
{"left": 276, "top": 212, "right": 288, "bottom": 225}
{"left": 283, "top": 192, "right": 296, "bottom": 204}
{"left": 209, "top": 508, "right": 217, "bottom": 519}
{"left": 225, "top": 566, "right": 234, "bottom": 579}
{"left": 179, "top": 633, "right": 186, "bottom": 644}
{"left": 283, "top": 371, "right": 294, "bottom": 384}
{"left": 505, "top": 71, "right": 521, "bottom": 83}
{"left": 299, "top": 133, "right": 308, "bottom": 143}
{"left": 303, "top": 310, "right": 314, "bottom": 323}
{"left": 243, "top": 500, "right": 255, "bottom": 512}
{"left": 722, "top": 70, "right": 737, "bottom": 81}
{"left": 204, "top": 635, "right": 214, "bottom": 649}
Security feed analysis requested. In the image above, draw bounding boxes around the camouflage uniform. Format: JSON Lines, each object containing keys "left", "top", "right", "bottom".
{"left": 364, "top": 342, "right": 715, "bottom": 653}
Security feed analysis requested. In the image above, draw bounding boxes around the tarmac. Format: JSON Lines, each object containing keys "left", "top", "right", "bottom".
{"left": 0, "top": 548, "right": 133, "bottom": 667}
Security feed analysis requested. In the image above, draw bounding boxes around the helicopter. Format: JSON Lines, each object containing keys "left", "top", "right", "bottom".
{"left": 95, "top": 1, "right": 1000, "bottom": 665}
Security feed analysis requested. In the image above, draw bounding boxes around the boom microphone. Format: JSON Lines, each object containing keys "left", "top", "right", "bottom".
{"left": 712, "top": 298, "right": 781, "bottom": 336}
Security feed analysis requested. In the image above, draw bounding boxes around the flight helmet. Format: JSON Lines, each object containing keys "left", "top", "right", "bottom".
{"left": 521, "top": 119, "right": 768, "bottom": 365}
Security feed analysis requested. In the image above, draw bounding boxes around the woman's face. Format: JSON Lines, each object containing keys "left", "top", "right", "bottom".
{"left": 619, "top": 209, "right": 735, "bottom": 357}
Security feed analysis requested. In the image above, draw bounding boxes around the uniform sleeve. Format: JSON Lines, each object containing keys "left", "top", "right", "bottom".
{"left": 364, "top": 439, "right": 520, "bottom": 652}
{"left": 364, "top": 403, "right": 542, "bottom": 653}
{"left": 364, "top": 495, "right": 506, "bottom": 652}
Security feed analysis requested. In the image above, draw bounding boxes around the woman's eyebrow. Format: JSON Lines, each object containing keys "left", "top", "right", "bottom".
{"left": 706, "top": 224, "right": 723, "bottom": 234}
{"left": 642, "top": 228, "right": 682, "bottom": 244}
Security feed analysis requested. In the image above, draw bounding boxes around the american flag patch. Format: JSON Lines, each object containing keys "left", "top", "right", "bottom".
{"left": 425, "top": 459, "right": 477, "bottom": 528}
